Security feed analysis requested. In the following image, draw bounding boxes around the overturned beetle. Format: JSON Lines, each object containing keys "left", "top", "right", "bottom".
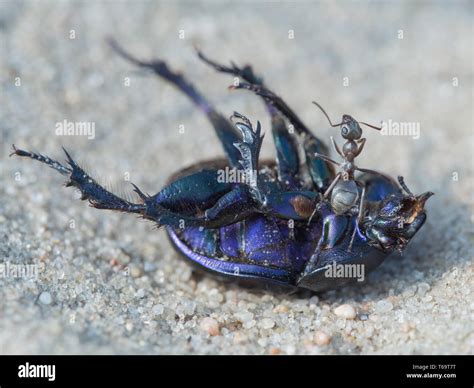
{"left": 11, "top": 41, "right": 433, "bottom": 292}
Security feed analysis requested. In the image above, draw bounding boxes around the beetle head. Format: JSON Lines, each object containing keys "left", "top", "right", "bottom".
{"left": 364, "top": 186, "right": 433, "bottom": 252}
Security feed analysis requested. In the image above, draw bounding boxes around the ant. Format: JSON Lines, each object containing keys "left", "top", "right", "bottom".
{"left": 310, "top": 102, "right": 382, "bottom": 252}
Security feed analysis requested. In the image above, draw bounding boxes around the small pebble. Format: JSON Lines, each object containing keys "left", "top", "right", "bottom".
{"left": 375, "top": 300, "right": 393, "bottom": 313}
{"left": 200, "top": 317, "right": 220, "bottom": 336}
{"left": 130, "top": 265, "right": 142, "bottom": 278}
{"left": 417, "top": 282, "right": 431, "bottom": 296}
{"left": 243, "top": 320, "right": 256, "bottom": 329}
{"left": 401, "top": 322, "right": 415, "bottom": 333}
{"left": 233, "top": 331, "right": 247, "bottom": 344}
{"left": 143, "top": 262, "right": 156, "bottom": 272}
{"left": 334, "top": 304, "right": 357, "bottom": 320}
{"left": 39, "top": 291, "right": 52, "bottom": 305}
{"left": 259, "top": 318, "right": 275, "bottom": 329}
{"left": 359, "top": 313, "right": 369, "bottom": 321}
{"left": 314, "top": 330, "right": 332, "bottom": 346}
{"left": 152, "top": 304, "right": 164, "bottom": 316}
{"left": 269, "top": 347, "right": 282, "bottom": 355}
{"left": 273, "top": 304, "right": 289, "bottom": 313}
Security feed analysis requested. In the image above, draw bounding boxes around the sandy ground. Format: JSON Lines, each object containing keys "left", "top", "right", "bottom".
{"left": 1, "top": 1, "right": 472, "bottom": 354}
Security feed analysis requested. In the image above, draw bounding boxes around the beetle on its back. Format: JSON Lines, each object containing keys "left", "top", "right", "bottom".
{"left": 11, "top": 41, "right": 433, "bottom": 292}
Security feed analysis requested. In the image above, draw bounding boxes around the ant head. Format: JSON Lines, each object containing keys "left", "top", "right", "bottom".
{"left": 312, "top": 102, "right": 382, "bottom": 141}
{"left": 340, "top": 115, "right": 362, "bottom": 140}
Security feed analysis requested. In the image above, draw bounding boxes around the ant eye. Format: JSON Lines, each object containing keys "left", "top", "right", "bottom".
{"left": 342, "top": 127, "right": 349, "bottom": 135}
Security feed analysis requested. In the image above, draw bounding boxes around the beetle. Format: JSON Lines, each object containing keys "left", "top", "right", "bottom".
{"left": 11, "top": 40, "right": 433, "bottom": 293}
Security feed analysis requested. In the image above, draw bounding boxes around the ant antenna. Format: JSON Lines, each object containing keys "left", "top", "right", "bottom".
{"left": 312, "top": 101, "right": 343, "bottom": 127}
{"left": 313, "top": 101, "right": 382, "bottom": 131}
{"left": 359, "top": 121, "right": 382, "bottom": 131}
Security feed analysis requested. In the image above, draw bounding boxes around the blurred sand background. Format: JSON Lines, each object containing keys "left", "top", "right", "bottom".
{"left": 0, "top": 0, "right": 472, "bottom": 354}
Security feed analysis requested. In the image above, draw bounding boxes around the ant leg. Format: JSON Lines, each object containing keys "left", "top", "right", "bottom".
{"left": 322, "top": 172, "right": 342, "bottom": 199}
{"left": 314, "top": 152, "right": 341, "bottom": 167}
{"left": 196, "top": 49, "right": 301, "bottom": 188}
{"left": 330, "top": 136, "right": 344, "bottom": 158}
{"left": 355, "top": 138, "right": 366, "bottom": 157}
{"left": 108, "top": 39, "right": 241, "bottom": 167}
{"left": 11, "top": 146, "right": 146, "bottom": 215}
{"left": 348, "top": 185, "right": 366, "bottom": 252}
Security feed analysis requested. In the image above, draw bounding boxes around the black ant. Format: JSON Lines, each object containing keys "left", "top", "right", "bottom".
{"left": 310, "top": 102, "right": 382, "bottom": 251}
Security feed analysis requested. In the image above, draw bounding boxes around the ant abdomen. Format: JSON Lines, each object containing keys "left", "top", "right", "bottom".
{"left": 331, "top": 180, "right": 359, "bottom": 215}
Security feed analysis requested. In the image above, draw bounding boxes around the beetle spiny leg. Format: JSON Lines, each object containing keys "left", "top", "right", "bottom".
{"left": 229, "top": 82, "right": 311, "bottom": 135}
{"left": 13, "top": 145, "right": 146, "bottom": 215}
{"left": 130, "top": 182, "right": 150, "bottom": 204}
{"left": 10, "top": 144, "right": 71, "bottom": 176}
{"left": 230, "top": 113, "right": 265, "bottom": 205}
{"left": 230, "top": 111, "right": 253, "bottom": 129}
{"left": 108, "top": 38, "right": 243, "bottom": 167}
{"left": 195, "top": 48, "right": 263, "bottom": 86}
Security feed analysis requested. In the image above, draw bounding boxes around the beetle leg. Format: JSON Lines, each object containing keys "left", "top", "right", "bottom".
{"left": 11, "top": 144, "right": 259, "bottom": 229}
{"left": 196, "top": 49, "right": 301, "bottom": 188}
{"left": 230, "top": 112, "right": 265, "bottom": 205}
{"left": 230, "top": 82, "right": 335, "bottom": 192}
{"left": 11, "top": 146, "right": 146, "bottom": 215}
{"left": 195, "top": 48, "right": 264, "bottom": 86}
{"left": 145, "top": 184, "right": 259, "bottom": 229}
{"left": 202, "top": 185, "right": 257, "bottom": 226}
{"left": 108, "top": 38, "right": 242, "bottom": 167}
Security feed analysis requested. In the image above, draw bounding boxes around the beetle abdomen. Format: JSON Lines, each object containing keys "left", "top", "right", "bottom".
{"left": 167, "top": 215, "right": 322, "bottom": 288}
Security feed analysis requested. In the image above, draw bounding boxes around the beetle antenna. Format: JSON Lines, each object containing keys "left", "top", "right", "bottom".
{"left": 312, "top": 101, "right": 343, "bottom": 127}
{"left": 398, "top": 176, "right": 413, "bottom": 196}
{"left": 359, "top": 121, "right": 382, "bottom": 131}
